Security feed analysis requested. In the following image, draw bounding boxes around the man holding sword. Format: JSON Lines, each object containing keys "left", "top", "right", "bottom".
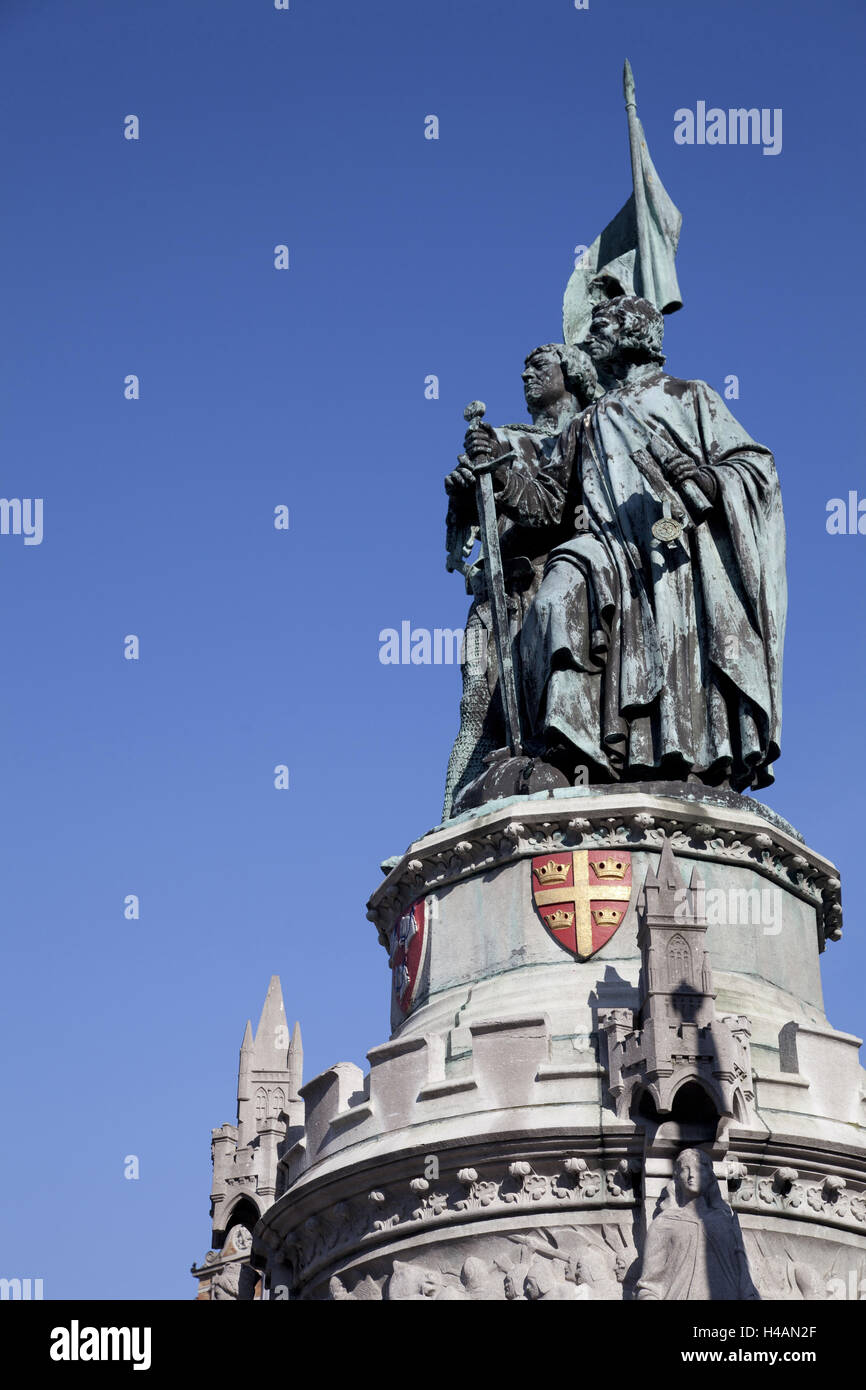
{"left": 449, "top": 294, "right": 786, "bottom": 798}
{"left": 442, "top": 342, "right": 598, "bottom": 816}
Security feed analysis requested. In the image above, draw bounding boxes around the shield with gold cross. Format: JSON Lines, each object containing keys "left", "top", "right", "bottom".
{"left": 530, "top": 850, "right": 633, "bottom": 960}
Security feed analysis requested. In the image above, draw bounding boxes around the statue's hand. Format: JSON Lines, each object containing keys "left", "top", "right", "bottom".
{"left": 662, "top": 453, "right": 700, "bottom": 486}
{"left": 444, "top": 456, "right": 477, "bottom": 495}
{"left": 463, "top": 423, "right": 500, "bottom": 462}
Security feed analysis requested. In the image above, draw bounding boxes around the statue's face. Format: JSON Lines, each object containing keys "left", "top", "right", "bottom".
{"left": 524, "top": 1276, "right": 540, "bottom": 1300}
{"left": 522, "top": 351, "right": 566, "bottom": 409}
{"left": 676, "top": 1153, "right": 708, "bottom": 1198}
{"left": 503, "top": 1274, "right": 517, "bottom": 1299}
{"left": 584, "top": 303, "right": 623, "bottom": 365}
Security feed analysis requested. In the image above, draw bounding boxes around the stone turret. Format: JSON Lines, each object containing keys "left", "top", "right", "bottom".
{"left": 191, "top": 977, "right": 303, "bottom": 1299}
{"left": 601, "top": 835, "right": 755, "bottom": 1131}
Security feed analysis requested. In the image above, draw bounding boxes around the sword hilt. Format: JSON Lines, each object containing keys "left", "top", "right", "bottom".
{"left": 463, "top": 400, "right": 514, "bottom": 473}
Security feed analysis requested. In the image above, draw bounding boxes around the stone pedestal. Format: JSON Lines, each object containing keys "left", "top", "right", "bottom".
{"left": 252, "top": 786, "right": 866, "bottom": 1301}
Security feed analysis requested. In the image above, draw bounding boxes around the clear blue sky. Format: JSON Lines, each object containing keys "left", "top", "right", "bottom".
{"left": 0, "top": 0, "right": 863, "bottom": 1299}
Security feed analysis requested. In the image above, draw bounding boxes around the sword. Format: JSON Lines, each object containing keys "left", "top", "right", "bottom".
{"left": 463, "top": 400, "right": 522, "bottom": 756}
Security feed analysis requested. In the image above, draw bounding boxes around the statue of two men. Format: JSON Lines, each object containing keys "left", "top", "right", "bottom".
{"left": 444, "top": 295, "right": 786, "bottom": 814}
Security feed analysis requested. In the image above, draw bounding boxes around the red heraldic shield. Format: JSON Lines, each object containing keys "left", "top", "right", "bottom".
{"left": 530, "top": 850, "right": 632, "bottom": 961}
{"left": 389, "top": 899, "right": 427, "bottom": 1015}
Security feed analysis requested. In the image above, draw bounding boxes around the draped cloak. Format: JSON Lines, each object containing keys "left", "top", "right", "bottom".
{"left": 500, "top": 367, "right": 786, "bottom": 789}
{"left": 635, "top": 1201, "right": 760, "bottom": 1301}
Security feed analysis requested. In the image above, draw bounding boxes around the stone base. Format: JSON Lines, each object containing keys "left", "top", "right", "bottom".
{"left": 251, "top": 788, "right": 865, "bottom": 1300}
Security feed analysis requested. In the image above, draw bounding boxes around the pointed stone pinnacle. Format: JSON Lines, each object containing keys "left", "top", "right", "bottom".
{"left": 656, "top": 834, "right": 680, "bottom": 890}
{"left": 288, "top": 1020, "right": 303, "bottom": 1097}
{"left": 254, "top": 975, "right": 287, "bottom": 1054}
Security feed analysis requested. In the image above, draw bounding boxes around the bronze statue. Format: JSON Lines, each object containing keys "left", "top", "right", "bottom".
{"left": 449, "top": 296, "right": 786, "bottom": 802}
{"left": 443, "top": 62, "right": 786, "bottom": 812}
{"left": 442, "top": 343, "right": 598, "bottom": 815}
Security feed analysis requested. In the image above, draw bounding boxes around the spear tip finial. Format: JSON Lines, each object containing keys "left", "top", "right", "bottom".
{"left": 623, "top": 58, "right": 636, "bottom": 108}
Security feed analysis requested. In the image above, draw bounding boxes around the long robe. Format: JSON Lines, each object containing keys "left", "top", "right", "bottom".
{"left": 636, "top": 1201, "right": 760, "bottom": 1301}
{"left": 505, "top": 365, "right": 786, "bottom": 789}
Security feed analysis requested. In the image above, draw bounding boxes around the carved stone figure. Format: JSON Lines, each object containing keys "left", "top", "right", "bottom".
{"left": 570, "top": 1244, "right": 623, "bottom": 1300}
{"left": 636, "top": 1149, "right": 760, "bottom": 1300}
{"left": 210, "top": 1261, "right": 242, "bottom": 1301}
{"left": 524, "top": 1260, "right": 586, "bottom": 1300}
{"left": 458, "top": 1256, "right": 505, "bottom": 1301}
{"left": 386, "top": 1260, "right": 444, "bottom": 1300}
{"left": 503, "top": 1269, "right": 523, "bottom": 1301}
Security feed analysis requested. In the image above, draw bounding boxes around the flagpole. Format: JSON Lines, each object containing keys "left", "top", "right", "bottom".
{"left": 623, "top": 58, "right": 653, "bottom": 304}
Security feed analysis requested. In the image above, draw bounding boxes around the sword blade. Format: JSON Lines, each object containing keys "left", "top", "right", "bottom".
{"left": 474, "top": 464, "right": 523, "bottom": 755}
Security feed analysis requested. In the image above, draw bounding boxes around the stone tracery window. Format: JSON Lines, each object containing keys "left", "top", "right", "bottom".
{"left": 667, "top": 933, "right": 691, "bottom": 982}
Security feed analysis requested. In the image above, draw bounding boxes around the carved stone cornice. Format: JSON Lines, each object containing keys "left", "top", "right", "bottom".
{"left": 254, "top": 1146, "right": 640, "bottom": 1294}
{"left": 728, "top": 1157, "right": 866, "bottom": 1236}
{"left": 366, "top": 792, "right": 841, "bottom": 950}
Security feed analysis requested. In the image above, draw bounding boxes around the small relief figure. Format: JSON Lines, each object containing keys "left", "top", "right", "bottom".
{"left": 636, "top": 1149, "right": 760, "bottom": 1301}
{"left": 570, "top": 1245, "right": 623, "bottom": 1300}
{"left": 396, "top": 907, "right": 417, "bottom": 952}
{"left": 744, "top": 1232, "right": 829, "bottom": 1301}
{"left": 524, "top": 1260, "right": 586, "bottom": 1301}
{"left": 386, "top": 1260, "right": 468, "bottom": 1300}
{"left": 503, "top": 1269, "right": 523, "bottom": 1301}
{"left": 210, "top": 1261, "right": 243, "bottom": 1301}
{"left": 227, "top": 1224, "right": 252, "bottom": 1255}
{"left": 458, "top": 1256, "right": 506, "bottom": 1301}
{"left": 328, "top": 1273, "right": 382, "bottom": 1302}
{"left": 387, "top": 1261, "right": 443, "bottom": 1300}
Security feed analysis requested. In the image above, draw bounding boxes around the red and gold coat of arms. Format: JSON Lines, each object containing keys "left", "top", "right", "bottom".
{"left": 530, "top": 850, "right": 632, "bottom": 960}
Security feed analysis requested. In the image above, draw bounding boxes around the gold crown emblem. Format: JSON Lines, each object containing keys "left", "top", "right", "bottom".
{"left": 533, "top": 859, "right": 570, "bottom": 886}
{"left": 545, "top": 908, "right": 575, "bottom": 930}
{"left": 591, "top": 907, "right": 624, "bottom": 927}
{"left": 590, "top": 858, "right": 627, "bottom": 881}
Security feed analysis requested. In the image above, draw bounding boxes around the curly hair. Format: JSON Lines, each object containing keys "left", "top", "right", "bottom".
{"left": 525, "top": 343, "right": 599, "bottom": 404}
{"left": 597, "top": 295, "right": 666, "bottom": 365}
